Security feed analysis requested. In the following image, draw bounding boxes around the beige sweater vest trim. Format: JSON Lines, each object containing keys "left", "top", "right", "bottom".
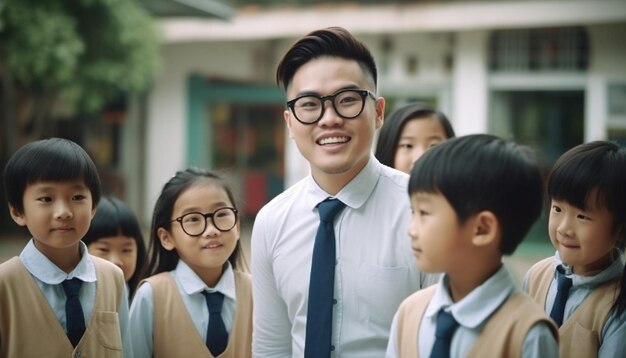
{"left": 396, "top": 283, "right": 557, "bottom": 357}
{"left": 526, "top": 257, "right": 619, "bottom": 357}
{"left": 0, "top": 256, "right": 124, "bottom": 358}
{"left": 144, "top": 270, "right": 252, "bottom": 358}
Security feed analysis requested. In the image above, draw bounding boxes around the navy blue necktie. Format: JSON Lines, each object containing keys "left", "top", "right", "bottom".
{"left": 550, "top": 268, "right": 573, "bottom": 327}
{"left": 304, "top": 198, "right": 346, "bottom": 358}
{"left": 61, "top": 278, "right": 86, "bottom": 347}
{"left": 430, "top": 309, "right": 460, "bottom": 358}
{"left": 201, "top": 291, "right": 228, "bottom": 356}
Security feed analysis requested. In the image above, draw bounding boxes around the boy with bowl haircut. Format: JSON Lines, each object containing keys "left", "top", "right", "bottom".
{"left": 386, "top": 134, "right": 558, "bottom": 357}
{"left": 0, "top": 138, "right": 132, "bottom": 357}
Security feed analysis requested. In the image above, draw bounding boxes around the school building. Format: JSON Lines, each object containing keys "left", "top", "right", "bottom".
{"left": 112, "top": 0, "right": 626, "bottom": 225}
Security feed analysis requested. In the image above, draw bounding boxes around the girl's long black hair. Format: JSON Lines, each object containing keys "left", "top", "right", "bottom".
{"left": 140, "top": 167, "right": 248, "bottom": 281}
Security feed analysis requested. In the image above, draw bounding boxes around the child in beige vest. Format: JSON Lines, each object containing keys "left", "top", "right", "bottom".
{"left": 523, "top": 141, "right": 626, "bottom": 357}
{"left": 386, "top": 135, "right": 558, "bottom": 357}
{"left": 0, "top": 138, "right": 132, "bottom": 357}
{"left": 129, "top": 168, "right": 252, "bottom": 357}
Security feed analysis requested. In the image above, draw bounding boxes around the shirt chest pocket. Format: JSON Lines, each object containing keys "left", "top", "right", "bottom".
{"left": 357, "top": 264, "right": 411, "bottom": 327}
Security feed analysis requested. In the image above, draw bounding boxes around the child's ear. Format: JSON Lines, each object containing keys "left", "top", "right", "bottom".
{"left": 471, "top": 211, "right": 499, "bottom": 247}
{"left": 8, "top": 204, "right": 26, "bottom": 226}
{"left": 157, "top": 227, "right": 176, "bottom": 251}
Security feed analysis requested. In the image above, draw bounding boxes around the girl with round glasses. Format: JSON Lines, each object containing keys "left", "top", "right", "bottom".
{"left": 129, "top": 167, "right": 251, "bottom": 357}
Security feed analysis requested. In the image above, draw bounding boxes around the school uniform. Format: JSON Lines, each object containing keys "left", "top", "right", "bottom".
{"left": 129, "top": 260, "right": 252, "bottom": 357}
{"left": 523, "top": 251, "right": 626, "bottom": 357}
{"left": 252, "top": 155, "right": 439, "bottom": 358}
{"left": 386, "top": 265, "right": 558, "bottom": 358}
{"left": 0, "top": 239, "right": 132, "bottom": 357}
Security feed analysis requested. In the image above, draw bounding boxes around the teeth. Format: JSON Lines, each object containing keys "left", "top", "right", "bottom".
{"left": 207, "top": 243, "right": 221, "bottom": 249}
{"left": 319, "top": 136, "right": 348, "bottom": 145}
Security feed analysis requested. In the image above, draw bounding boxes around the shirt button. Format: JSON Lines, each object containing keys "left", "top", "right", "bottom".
{"left": 330, "top": 345, "right": 335, "bottom": 351}
{"left": 332, "top": 299, "right": 337, "bottom": 304}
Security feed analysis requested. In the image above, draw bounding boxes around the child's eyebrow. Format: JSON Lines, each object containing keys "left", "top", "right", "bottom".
{"left": 31, "top": 182, "right": 89, "bottom": 192}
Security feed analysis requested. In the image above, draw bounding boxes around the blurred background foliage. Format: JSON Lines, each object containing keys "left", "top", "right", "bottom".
{"left": 0, "top": 0, "right": 160, "bottom": 146}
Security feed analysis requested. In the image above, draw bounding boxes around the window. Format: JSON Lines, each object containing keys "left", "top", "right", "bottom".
{"left": 489, "top": 27, "right": 589, "bottom": 72}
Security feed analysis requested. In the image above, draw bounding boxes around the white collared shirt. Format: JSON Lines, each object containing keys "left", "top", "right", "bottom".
{"left": 521, "top": 250, "right": 626, "bottom": 357}
{"left": 386, "top": 265, "right": 558, "bottom": 358}
{"left": 251, "top": 156, "right": 438, "bottom": 358}
{"left": 129, "top": 260, "right": 237, "bottom": 357}
{"left": 19, "top": 239, "right": 133, "bottom": 357}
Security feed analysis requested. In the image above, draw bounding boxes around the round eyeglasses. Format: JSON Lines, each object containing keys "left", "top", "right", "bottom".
{"left": 171, "top": 207, "right": 238, "bottom": 236}
{"left": 286, "top": 88, "right": 376, "bottom": 125}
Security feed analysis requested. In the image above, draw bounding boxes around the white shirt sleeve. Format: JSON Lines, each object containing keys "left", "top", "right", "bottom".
{"left": 385, "top": 312, "right": 400, "bottom": 358}
{"left": 117, "top": 283, "right": 134, "bottom": 358}
{"left": 521, "top": 321, "right": 559, "bottom": 358}
{"left": 251, "top": 214, "right": 293, "bottom": 358}
{"left": 129, "top": 283, "right": 154, "bottom": 358}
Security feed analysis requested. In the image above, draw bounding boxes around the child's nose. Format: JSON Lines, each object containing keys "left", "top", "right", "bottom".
{"left": 54, "top": 202, "right": 73, "bottom": 220}
{"left": 201, "top": 220, "right": 220, "bottom": 237}
{"left": 109, "top": 252, "right": 124, "bottom": 268}
{"left": 557, "top": 217, "right": 574, "bottom": 236}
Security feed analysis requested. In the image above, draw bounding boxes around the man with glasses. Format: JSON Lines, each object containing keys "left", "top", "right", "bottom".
{"left": 251, "top": 27, "right": 438, "bottom": 358}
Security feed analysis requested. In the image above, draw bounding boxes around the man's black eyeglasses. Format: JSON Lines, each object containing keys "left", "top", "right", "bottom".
{"left": 286, "top": 88, "right": 376, "bottom": 125}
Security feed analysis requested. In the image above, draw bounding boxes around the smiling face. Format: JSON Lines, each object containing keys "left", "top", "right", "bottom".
{"left": 284, "top": 56, "right": 385, "bottom": 194}
{"left": 157, "top": 182, "right": 240, "bottom": 287}
{"left": 9, "top": 180, "right": 95, "bottom": 258}
{"left": 408, "top": 192, "right": 475, "bottom": 273}
{"left": 549, "top": 195, "right": 619, "bottom": 275}
{"left": 87, "top": 235, "right": 138, "bottom": 281}
{"left": 394, "top": 117, "right": 449, "bottom": 174}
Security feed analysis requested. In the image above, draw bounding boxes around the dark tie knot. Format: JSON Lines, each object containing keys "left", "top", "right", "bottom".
{"left": 317, "top": 198, "right": 346, "bottom": 222}
{"left": 557, "top": 272, "right": 573, "bottom": 291}
{"left": 435, "top": 310, "right": 459, "bottom": 340}
{"left": 62, "top": 278, "right": 83, "bottom": 297}
{"left": 202, "top": 291, "right": 225, "bottom": 314}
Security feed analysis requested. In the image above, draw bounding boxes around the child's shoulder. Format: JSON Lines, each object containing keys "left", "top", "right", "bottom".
{"left": 0, "top": 257, "right": 26, "bottom": 282}
{"left": 489, "top": 292, "right": 557, "bottom": 335}
{"left": 398, "top": 284, "right": 438, "bottom": 313}
{"left": 234, "top": 270, "right": 251, "bottom": 283}
{"left": 141, "top": 271, "right": 173, "bottom": 287}
{"left": 526, "top": 256, "right": 556, "bottom": 281}
{"left": 91, "top": 255, "right": 125, "bottom": 289}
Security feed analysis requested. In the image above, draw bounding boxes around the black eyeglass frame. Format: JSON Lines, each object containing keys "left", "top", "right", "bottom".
{"left": 286, "top": 88, "right": 377, "bottom": 125}
{"left": 170, "top": 207, "right": 239, "bottom": 236}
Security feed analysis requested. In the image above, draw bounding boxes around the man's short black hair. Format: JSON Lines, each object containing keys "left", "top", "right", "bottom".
{"left": 276, "top": 26, "right": 377, "bottom": 91}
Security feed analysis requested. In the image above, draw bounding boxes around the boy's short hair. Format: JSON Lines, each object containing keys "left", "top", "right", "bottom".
{"left": 548, "top": 141, "right": 626, "bottom": 246}
{"left": 275, "top": 26, "right": 377, "bottom": 91}
{"left": 3, "top": 137, "right": 101, "bottom": 213}
{"left": 409, "top": 134, "right": 543, "bottom": 255}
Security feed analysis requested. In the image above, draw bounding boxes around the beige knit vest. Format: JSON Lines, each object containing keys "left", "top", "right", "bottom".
{"left": 143, "top": 270, "right": 252, "bottom": 358}
{"left": 396, "top": 284, "right": 558, "bottom": 357}
{"left": 526, "top": 257, "right": 619, "bottom": 357}
{"left": 0, "top": 256, "right": 124, "bottom": 358}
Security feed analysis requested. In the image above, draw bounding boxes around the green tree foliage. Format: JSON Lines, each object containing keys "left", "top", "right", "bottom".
{"left": 0, "top": 0, "right": 160, "bottom": 125}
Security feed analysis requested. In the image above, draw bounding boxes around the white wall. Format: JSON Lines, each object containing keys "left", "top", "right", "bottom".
{"left": 586, "top": 23, "right": 626, "bottom": 141}
{"left": 452, "top": 31, "right": 489, "bottom": 135}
